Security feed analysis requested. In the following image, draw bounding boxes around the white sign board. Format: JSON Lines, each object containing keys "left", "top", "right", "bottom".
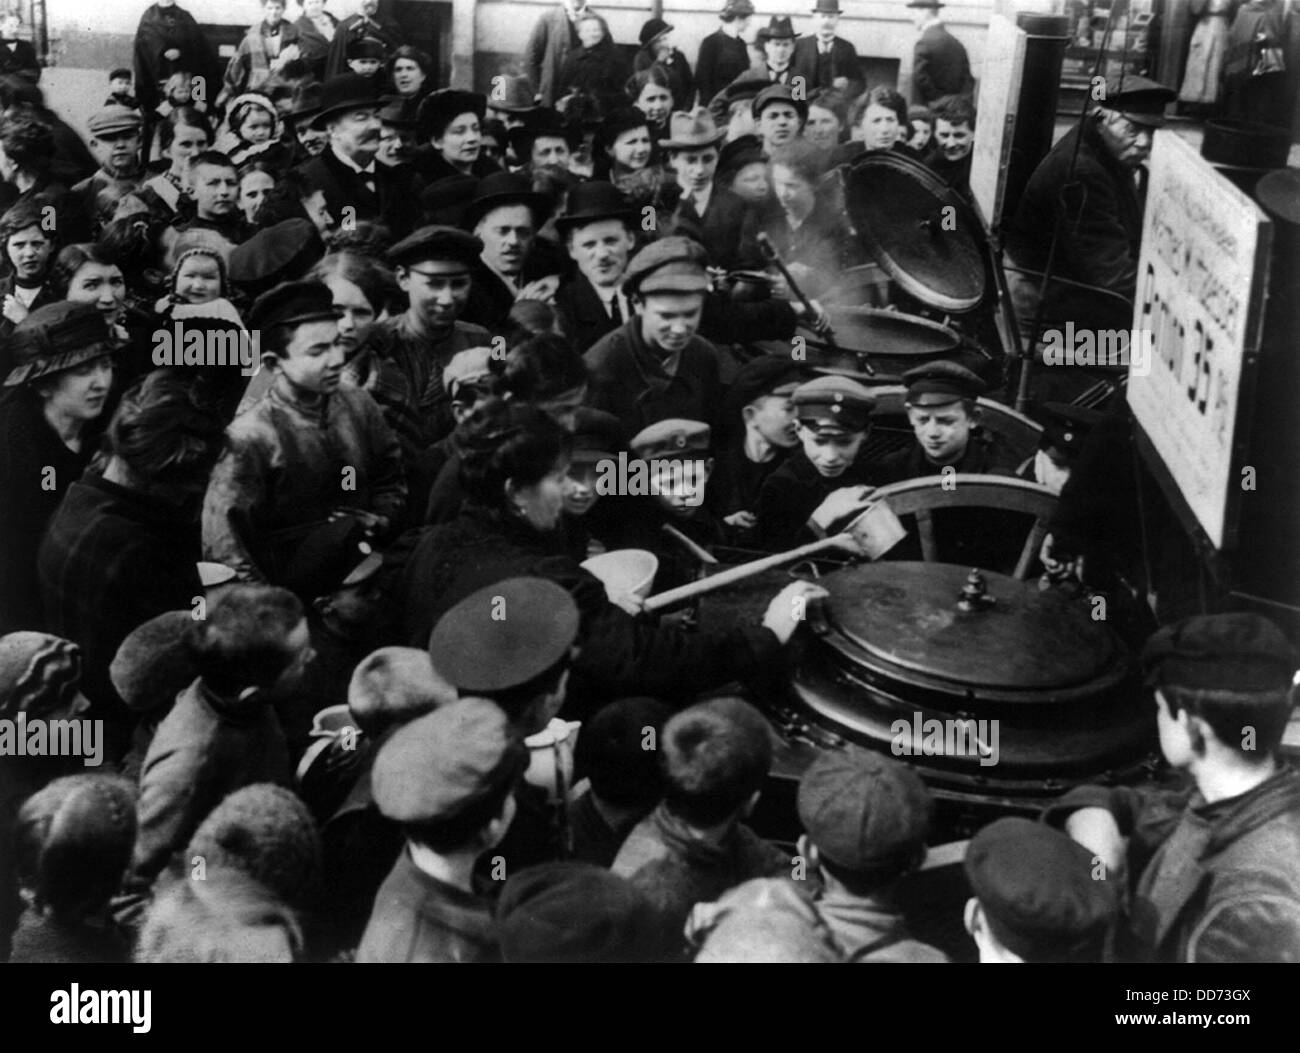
{"left": 1127, "top": 131, "right": 1271, "bottom": 550}
{"left": 970, "top": 15, "right": 1026, "bottom": 228}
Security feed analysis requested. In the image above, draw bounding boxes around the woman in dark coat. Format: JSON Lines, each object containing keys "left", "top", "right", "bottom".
{"left": 132, "top": 0, "right": 219, "bottom": 114}
{"left": 634, "top": 19, "right": 695, "bottom": 112}
{"left": 294, "top": 0, "right": 339, "bottom": 81}
{"left": 395, "top": 398, "right": 819, "bottom": 716}
{"left": 559, "top": 13, "right": 631, "bottom": 117}
{"left": 0, "top": 302, "right": 118, "bottom": 633}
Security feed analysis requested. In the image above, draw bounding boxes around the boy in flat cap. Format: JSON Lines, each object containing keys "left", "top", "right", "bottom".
{"left": 358, "top": 699, "right": 528, "bottom": 963}
{"left": 709, "top": 355, "right": 809, "bottom": 539}
{"left": 583, "top": 236, "right": 725, "bottom": 435}
{"left": 202, "top": 279, "right": 407, "bottom": 584}
{"left": 1049, "top": 612, "right": 1300, "bottom": 963}
{"left": 71, "top": 106, "right": 146, "bottom": 233}
{"left": 1016, "top": 400, "right": 1105, "bottom": 495}
{"left": 879, "top": 361, "right": 1016, "bottom": 483}
{"left": 797, "top": 747, "right": 949, "bottom": 961}
{"left": 1007, "top": 72, "right": 1177, "bottom": 331}
{"left": 753, "top": 374, "right": 884, "bottom": 551}
{"left": 357, "top": 225, "right": 494, "bottom": 469}
{"left": 964, "top": 816, "right": 1116, "bottom": 963}
{"left": 612, "top": 696, "right": 791, "bottom": 958}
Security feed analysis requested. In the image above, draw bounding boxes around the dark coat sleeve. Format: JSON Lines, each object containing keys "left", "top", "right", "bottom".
{"left": 699, "top": 293, "right": 799, "bottom": 347}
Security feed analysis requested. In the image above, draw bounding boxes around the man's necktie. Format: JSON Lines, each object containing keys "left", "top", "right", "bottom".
{"left": 609, "top": 296, "right": 622, "bottom": 324}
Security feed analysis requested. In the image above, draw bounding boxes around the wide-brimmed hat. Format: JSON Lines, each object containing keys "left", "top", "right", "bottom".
{"left": 508, "top": 109, "right": 582, "bottom": 161}
{"left": 288, "top": 82, "right": 323, "bottom": 124}
{"left": 461, "top": 171, "right": 550, "bottom": 231}
{"left": 417, "top": 88, "right": 487, "bottom": 141}
{"left": 639, "top": 18, "right": 673, "bottom": 48}
{"left": 757, "top": 15, "right": 799, "bottom": 41}
{"left": 4, "top": 302, "right": 121, "bottom": 387}
{"left": 555, "top": 180, "right": 637, "bottom": 235}
{"left": 488, "top": 74, "right": 541, "bottom": 114}
{"left": 310, "top": 73, "right": 381, "bottom": 129}
{"left": 660, "top": 107, "right": 726, "bottom": 150}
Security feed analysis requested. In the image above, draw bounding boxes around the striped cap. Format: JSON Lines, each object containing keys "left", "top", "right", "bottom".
{"left": 0, "top": 632, "right": 87, "bottom": 720}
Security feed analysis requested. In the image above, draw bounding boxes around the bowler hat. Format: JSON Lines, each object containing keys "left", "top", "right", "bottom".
{"left": 554, "top": 180, "right": 637, "bottom": 235}
{"left": 757, "top": 15, "right": 799, "bottom": 41}
{"left": 639, "top": 18, "right": 674, "bottom": 48}
{"left": 288, "top": 82, "right": 323, "bottom": 123}
{"left": 310, "top": 73, "right": 381, "bottom": 129}
{"left": 812, "top": 0, "right": 842, "bottom": 12}
{"left": 660, "top": 107, "right": 726, "bottom": 150}
{"left": 508, "top": 110, "right": 581, "bottom": 164}
{"left": 488, "top": 74, "right": 540, "bottom": 114}
{"left": 461, "top": 170, "right": 550, "bottom": 231}
{"left": 4, "top": 301, "right": 121, "bottom": 387}
{"left": 906, "top": 0, "right": 945, "bottom": 7}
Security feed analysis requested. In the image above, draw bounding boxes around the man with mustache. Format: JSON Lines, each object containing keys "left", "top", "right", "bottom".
{"left": 71, "top": 106, "right": 146, "bottom": 236}
{"left": 203, "top": 279, "right": 407, "bottom": 585}
{"left": 297, "top": 73, "right": 418, "bottom": 240}
{"left": 553, "top": 181, "right": 639, "bottom": 355}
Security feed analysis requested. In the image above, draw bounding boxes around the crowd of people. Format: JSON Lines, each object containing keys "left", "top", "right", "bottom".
{"left": 0, "top": 0, "right": 1296, "bottom": 965}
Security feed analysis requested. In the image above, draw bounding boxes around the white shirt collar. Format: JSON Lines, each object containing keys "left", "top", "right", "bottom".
{"left": 331, "top": 144, "right": 375, "bottom": 175}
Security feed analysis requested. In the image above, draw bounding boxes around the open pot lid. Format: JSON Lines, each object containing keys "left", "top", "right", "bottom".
{"left": 843, "top": 151, "right": 988, "bottom": 314}
{"left": 821, "top": 562, "right": 1123, "bottom": 693}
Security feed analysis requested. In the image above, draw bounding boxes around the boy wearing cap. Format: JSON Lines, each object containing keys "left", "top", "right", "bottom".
{"left": 358, "top": 699, "right": 528, "bottom": 963}
{"left": 360, "top": 225, "right": 494, "bottom": 463}
{"left": 612, "top": 697, "right": 791, "bottom": 957}
{"left": 753, "top": 82, "right": 806, "bottom": 155}
{"left": 1006, "top": 73, "right": 1176, "bottom": 331}
{"left": 202, "top": 279, "right": 407, "bottom": 584}
{"left": 754, "top": 374, "right": 884, "bottom": 551}
{"left": 791, "top": 0, "right": 864, "bottom": 99}
{"left": 964, "top": 816, "right": 1117, "bottom": 963}
{"left": 1016, "top": 400, "right": 1103, "bottom": 495}
{"left": 879, "top": 361, "right": 1016, "bottom": 483}
{"left": 583, "top": 236, "right": 724, "bottom": 434}
{"left": 797, "top": 746, "right": 950, "bottom": 961}
{"left": 710, "top": 357, "right": 809, "bottom": 537}
{"left": 1050, "top": 612, "right": 1300, "bottom": 963}
{"left": 71, "top": 106, "right": 146, "bottom": 229}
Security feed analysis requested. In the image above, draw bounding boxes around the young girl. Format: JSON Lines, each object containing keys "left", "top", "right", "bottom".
{"left": 220, "top": 93, "right": 289, "bottom": 171}
{"left": 154, "top": 243, "right": 232, "bottom": 314}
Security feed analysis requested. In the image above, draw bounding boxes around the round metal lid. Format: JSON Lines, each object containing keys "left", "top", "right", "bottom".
{"left": 819, "top": 306, "right": 961, "bottom": 358}
{"left": 822, "top": 562, "right": 1120, "bottom": 691}
{"left": 843, "top": 151, "right": 988, "bottom": 314}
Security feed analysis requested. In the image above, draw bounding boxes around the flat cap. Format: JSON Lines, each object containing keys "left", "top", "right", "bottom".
{"left": 346, "top": 35, "right": 387, "bottom": 60}
{"left": 248, "top": 278, "right": 342, "bottom": 333}
{"left": 88, "top": 104, "right": 142, "bottom": 137}
{"left": 279, "top": 517, "right": 381, "bottom": 602}
{"left": 347, "top": 646, "right": 457, "bottom": 733}
{"left": 623, "top": 235, "right": 710, "bottom": 296}
{"left": 569, "top": 407, "right": 626, "bottom": 463}
{"left": 1142, "top": 612, "right": 1296, "bottom": 695}
{"left": 630, "top": 418, "right": 711, "bottom": 460}
{"left": 497, "top": 862, "right": 660, "bottom": 963}
{"left": 728, "top": 356, "right": 810, "bottom": 414}
{"left": 692, "top": 878, "right": 842, "bottom": 963}
{"left": 1103, "top": 74, "right": 1176, "bottom": 128}
{"left": 228, "top": 219, "right": 323, "bottom": 289}
{"left": 0, "top": 632, "right": 86, "bottom": 720}
{"left": 427, "top": 577, "right": 580, "bottom": 694}
{"left": 752, "top": 83, "right": 807, "bottom": 122}
{"left": 386, "top": 223, "right": 483, "bottom": 269}
{"left": 110, "top": 610, "right": 196, "bottom": 716}
{"left": 792, "top": 374, "right": 875, "bottom": 434}
{"left": 965, "top": 817, "right": 1117, "bottom": 962}
{"left": 797, "top": 746, "right": 932, "bottom": 871}
{"left": 1038, "top": 401, "right": 1105, "bottom": 459}
{"left": 902, "top": 360, "right": 986, "bottom": 406}
{"left": 371, "top": 699, "right": 527, "bottom": 823}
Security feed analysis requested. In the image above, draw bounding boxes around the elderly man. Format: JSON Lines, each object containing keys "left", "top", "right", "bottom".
{"left": 908, "top": 0, "right": 974, "bottom": 105}
{"left": 460, "top": 171, "right": 564, "bottom": 331}
{"left": 298, "top": 73, "right": 418, "bottom": 239}
{"left": 791, "top": 0, "right": 864, "bottom": 99}
{"left": 1005, "top": 74, "right": 1177, "bottom": 331}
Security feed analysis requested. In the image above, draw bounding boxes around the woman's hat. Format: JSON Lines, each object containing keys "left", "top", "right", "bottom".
{"left": 4, "top": 302, "right": 121, "bottom": 387}
{"left": 639, "top": 18, "right": 673, "bottom": 48}
{"left": 417, "top": 88, "right": 488, "bottom": 141}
